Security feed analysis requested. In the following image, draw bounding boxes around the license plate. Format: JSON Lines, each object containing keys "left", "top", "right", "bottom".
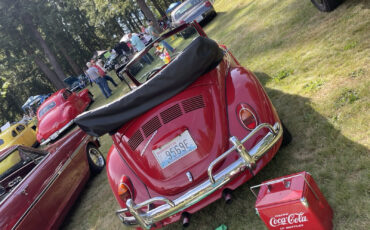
{"left": 152, "top": 130, "right": 197, "bottom": 169}
{"left": 195, "top": 15, "right": 203, "bottom": 22}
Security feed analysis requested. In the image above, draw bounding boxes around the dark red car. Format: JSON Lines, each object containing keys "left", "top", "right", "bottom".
{"left": 36, "top": 88, "right": 93, "bottom": 145}
{"left": 0, "top": 128, "right": 105, "bottom": 230}
{"left": 76, "top": 22, "right": 291, "bottom": 229}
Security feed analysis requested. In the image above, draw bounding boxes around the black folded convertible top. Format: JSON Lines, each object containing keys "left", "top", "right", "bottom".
{"left": 75, "top": 36, "right": 224, "bottom": 137}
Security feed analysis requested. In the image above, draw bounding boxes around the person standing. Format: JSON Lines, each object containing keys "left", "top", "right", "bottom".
{"left": 85, "top": 62, "right": 112, "bottom": 98}
{"left": 128, "top": 33, "right": 152, "bottom": 64}
{"left": 154, "top": 42, "right": 171, "bottom": 64}
{"left": 146, "top": 20, "right": 175, "bottom": 53}
{"left": 90, "top": 59, "right": 118, "bottom": 87}
{"left": 83, "top": 67, "right": 93, "bottom": 86}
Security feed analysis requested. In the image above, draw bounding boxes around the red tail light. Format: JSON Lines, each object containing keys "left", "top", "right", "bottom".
{"left": 117, "top": 175, "right": 134, "bottom": 202}
{"left": 237, "top": 104, "right": 258, "bottom": 130}
{"left": 205, "top": 1, "right": 212, "bottom": 7}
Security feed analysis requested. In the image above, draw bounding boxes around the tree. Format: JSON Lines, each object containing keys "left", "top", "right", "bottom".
{"left": 1, "top": 0, "right": 171, "bottom": 122}
{"left": 136, "top": 0, "right": 162, "bottom": 32}
{"left": 22, "top": 13, "right": 67, "bottom": 86}
{"left": 150, "top": 0, "right": 166, "bottom": 18}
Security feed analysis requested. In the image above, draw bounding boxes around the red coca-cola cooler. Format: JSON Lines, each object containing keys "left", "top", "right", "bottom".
{"left": 250, "top": 171, "right": 333, "bottom": 230}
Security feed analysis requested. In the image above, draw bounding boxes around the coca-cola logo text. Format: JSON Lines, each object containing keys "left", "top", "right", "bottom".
{"left": 269, "top": 212, "right": 308, "bottom": 227}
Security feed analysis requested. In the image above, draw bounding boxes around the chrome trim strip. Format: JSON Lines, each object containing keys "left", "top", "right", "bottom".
{"left": 12, "top": 137, "right": 88, "bottom": 229}
{"left": 141, "top": 130, "right": 157, "bottom": 156}
{"left": 40, "top": 120, "right": 75, "bottom": 146}
{"left": 116, "top": 122, "right": 282, "bottom": 229}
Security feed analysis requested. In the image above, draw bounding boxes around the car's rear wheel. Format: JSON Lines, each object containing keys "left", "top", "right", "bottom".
{"left": 311, "top": 0, "right": 343, "bottom": 12}
{"left": 87, "top": 145, "right": 105, "bottom": 174}
{"left": 281, "top": 122, "right": 292, "bottom": 147}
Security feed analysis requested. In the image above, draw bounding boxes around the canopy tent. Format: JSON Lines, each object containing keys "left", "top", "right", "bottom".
{"left": 92, "top": 50, "right": 109, "bottom": 61}
{"left": 96, "top": 50, "right": 108, "bottom": 56}
{"left": 120, "top": 34, "right": 130, "bottom": 43}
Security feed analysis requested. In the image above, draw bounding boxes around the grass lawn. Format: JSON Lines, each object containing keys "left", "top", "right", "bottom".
{"left": 61, "top": 0, "right": 369, "bottom": 229}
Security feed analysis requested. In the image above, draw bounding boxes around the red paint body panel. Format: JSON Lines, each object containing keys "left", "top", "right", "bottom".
{"left": 36, "top": 88, "right": 91, "bottom": 142}
{"left": 112, "top": 61, "right": 230, "bottom": 196}
{"left": 255, "top": 172, "right": 333, "bottom": 230}
{"left": 107, "top": 46, "right": 283, "bottom": 228}
{"left": 0, "top": 129, "right": 98, "bottom": 230}
{"left": 107, "top": 145, "right": 151, "bottom": 207}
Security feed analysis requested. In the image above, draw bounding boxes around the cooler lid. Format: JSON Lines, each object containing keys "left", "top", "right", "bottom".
{"left": 254, "top": 172, "right": 308, "bottom": 208}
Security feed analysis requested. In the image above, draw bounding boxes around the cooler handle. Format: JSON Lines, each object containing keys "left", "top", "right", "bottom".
{"left": 250, "top": 173, "right": 319, "bottom": 200}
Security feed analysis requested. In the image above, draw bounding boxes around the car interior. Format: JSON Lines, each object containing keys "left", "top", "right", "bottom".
{"left": 0, "top": 147, "right": 47, "bottom": 202}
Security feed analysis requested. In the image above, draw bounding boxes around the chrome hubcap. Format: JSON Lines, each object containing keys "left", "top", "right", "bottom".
{"left": 89, "top": 148, "right": 104, "bottom": 166}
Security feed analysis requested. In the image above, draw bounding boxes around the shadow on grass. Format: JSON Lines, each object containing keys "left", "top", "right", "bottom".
{"left": 163, "top": 72, "right": 369, "bottom": 230}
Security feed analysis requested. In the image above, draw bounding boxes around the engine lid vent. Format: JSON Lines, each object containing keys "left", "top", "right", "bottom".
{"left": 127, "top": 95, "right": 205, "bottom": 150}
{"left": 160, "top": 104, "right": 183, "bottom": 124}
{"left": 128, "top": 130, "right": 144, "bottom": 151}
{"left": 182, "top": 95, "right": 205, "bottom": 113}
{"left": 142, "top": 116, "right": 162, "bottom": 138}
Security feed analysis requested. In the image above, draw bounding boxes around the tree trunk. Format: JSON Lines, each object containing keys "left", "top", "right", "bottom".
{"left": 136, "top": 0, "right": 162, "bottom": 32}
{"left": 124, "top": 19, "right": 134, "bottom": 32}
{"left": 86, "top": 23, "right": 104, "bottom": 50}
{"left": 162, "top": 0, "right": 172, "bottom": 8}
{"left": 75, "top": 10, "right": 103, "bottom": 51}
{"left": 131, "top": 14, "right": 142, "bottom": 29}
{"left": 22, "top": 13, "right": 66, "bottom": 83}
{"left": 123, "top": 15, "right": 135, "bottom": 32}
{"left": 57, "top": 43, "right": 82, "bottom": 76}
{"left": 151, "top": 0, "right": 166, "bottom": 18}
{"left": 33, "top": 55, "right": 65, "bottom": 89}
{"left": 131, "top": 10, "right": 144, "bottom": 26}
{"left": 125, "top": 11, "right": 139, "bottom": 32}
{"left": 112, "top": 18, "right": 123, "bottom": 36}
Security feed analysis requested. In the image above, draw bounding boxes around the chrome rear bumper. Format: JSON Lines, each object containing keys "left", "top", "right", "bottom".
{"left": 116, "top": 122, "right": 282, "bottom": 229}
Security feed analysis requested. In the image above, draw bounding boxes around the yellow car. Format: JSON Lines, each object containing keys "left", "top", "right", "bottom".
{"left": 0, "top": 122, "right": 38, "bottom": 152}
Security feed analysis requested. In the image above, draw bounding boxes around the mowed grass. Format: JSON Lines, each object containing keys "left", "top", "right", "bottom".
{"left": 62, "top": 0, "right": 370, "bottom": 229}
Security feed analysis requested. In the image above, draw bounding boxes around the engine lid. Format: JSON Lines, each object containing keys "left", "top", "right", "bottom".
{"left": 114, "top": 67, "right": 230, "bottom": 196}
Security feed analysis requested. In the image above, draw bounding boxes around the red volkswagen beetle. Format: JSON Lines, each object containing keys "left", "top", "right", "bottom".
{"left": 76, "top": 22, "right": 291, "bottom": 229}
{"left": 0, "top": 128, "right": 105, "bottom": 230}
{"left": 37, "top": 88, "right": 93, "bottom": 145}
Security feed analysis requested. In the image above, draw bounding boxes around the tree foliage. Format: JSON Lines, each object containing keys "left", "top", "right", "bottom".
{"left": 0, "top": 0, "right": 178, "bottom": 124}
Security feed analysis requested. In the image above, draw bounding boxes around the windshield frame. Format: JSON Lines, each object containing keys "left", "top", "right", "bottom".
{"left": 120, "top": 22, "right": 207, "bottom": 87}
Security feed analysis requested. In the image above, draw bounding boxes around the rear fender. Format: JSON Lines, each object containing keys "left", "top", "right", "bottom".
{"left": 225, "top": 60, "right": 282, "bottom": 173}
{"left": 107, "top": 144, "right": 151, "bottom": 208}
{"left": 62, "top": 104, "right": 77, "bottom": 120}
{"left": 226, "top": 62, "right": 280, "bottom": 140}
{"left": 77, "top": 89, "right": 90, "bottom": 102}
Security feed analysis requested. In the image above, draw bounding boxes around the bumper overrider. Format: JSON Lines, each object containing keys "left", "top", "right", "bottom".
{"left": 116, "top": 122, "right": 283, "bottom": 229}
